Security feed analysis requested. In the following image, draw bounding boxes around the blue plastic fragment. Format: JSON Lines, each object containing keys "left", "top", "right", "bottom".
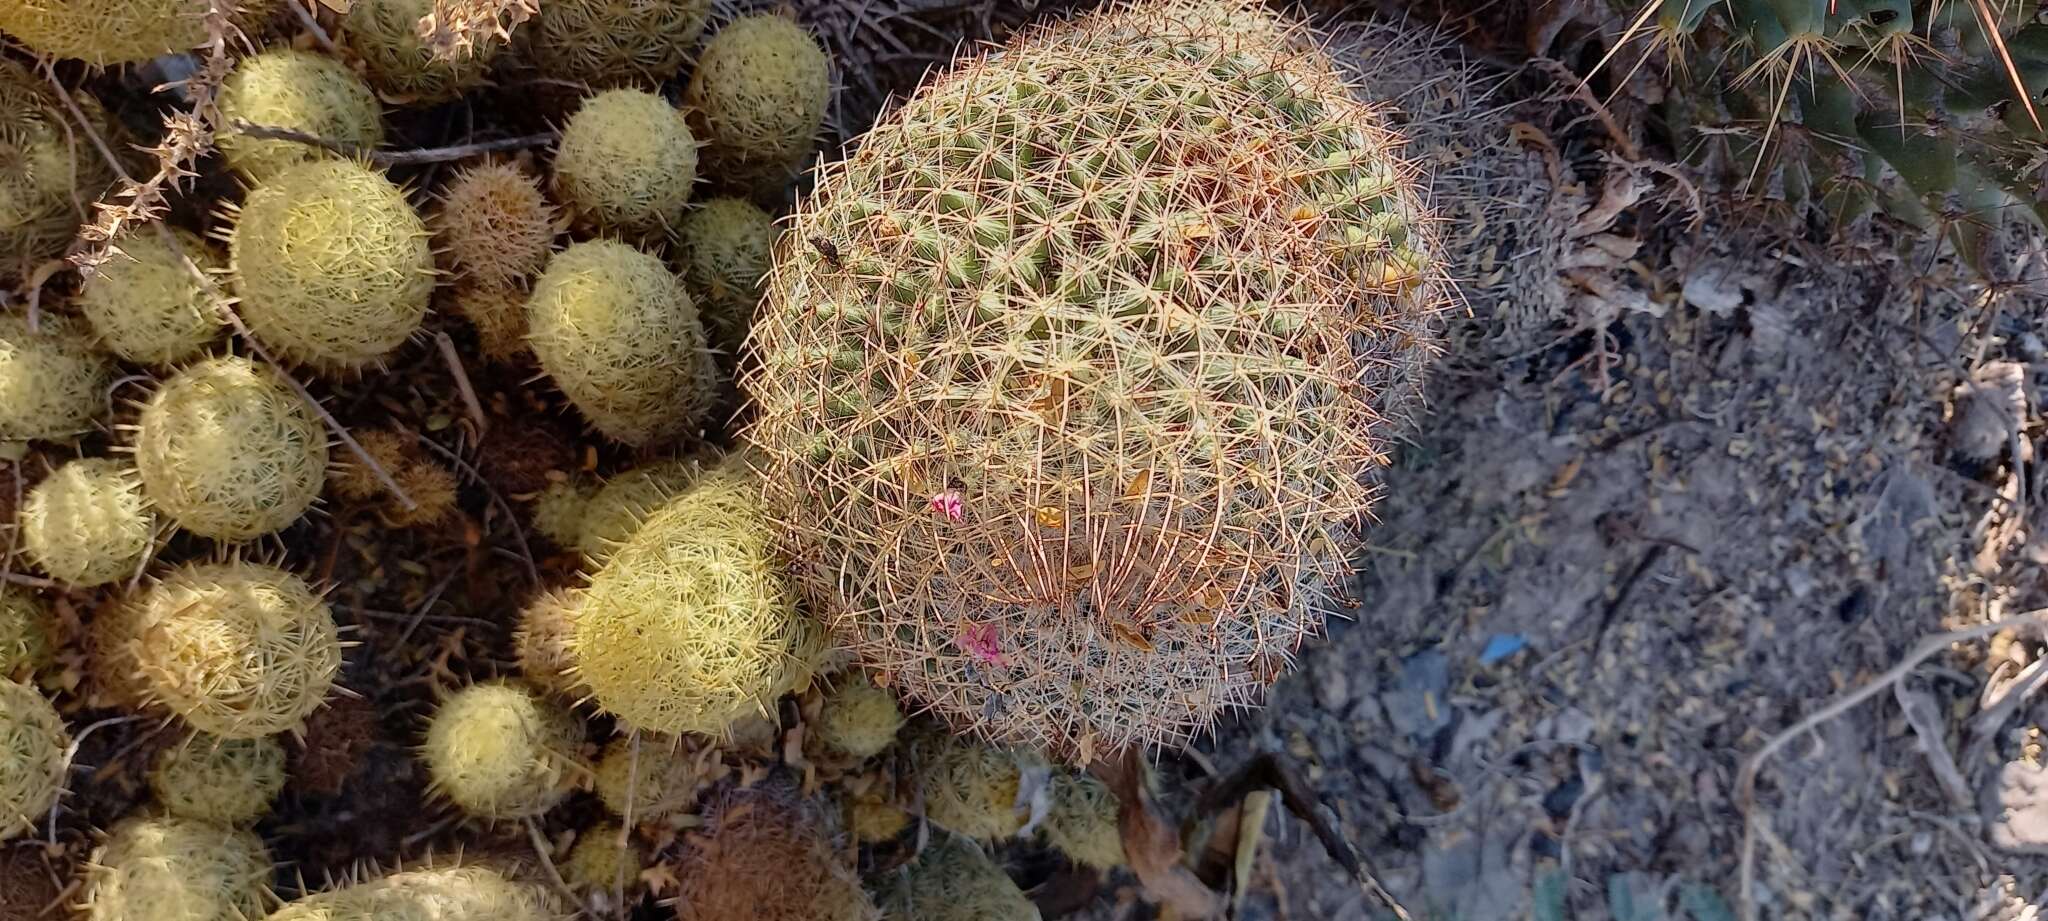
{"left": 1478, "top": 633, "right": 1527, "bottom": 665}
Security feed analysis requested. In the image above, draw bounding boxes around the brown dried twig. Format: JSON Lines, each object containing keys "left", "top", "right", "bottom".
{"left": 228, "top": 121, "right": 558, "bottom": 166}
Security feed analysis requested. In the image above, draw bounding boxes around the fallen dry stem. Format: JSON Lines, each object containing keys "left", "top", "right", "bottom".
{"left": 230, "top": 121, "right": 557, "bottom": 166}
{"left": 1736, "top": 607, "right": 2048, "bottom": 921}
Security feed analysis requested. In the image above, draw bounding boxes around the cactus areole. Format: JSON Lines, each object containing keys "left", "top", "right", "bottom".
{"left": 744, "top": 0, "right": 1445, "bottom": 760}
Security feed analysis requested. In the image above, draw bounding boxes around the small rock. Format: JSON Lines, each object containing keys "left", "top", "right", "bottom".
{"left": 1984, "top": 757, "right": 2048, "bottom": 854}
{"left": 1681, "top": 261, "right": 1749, "bottom": 315}
{"left": 1951, "top": 361, "right": 2027, "bottom": 464}
{"left": 1313, "top": 664, "right": 1351, "bottom": 712}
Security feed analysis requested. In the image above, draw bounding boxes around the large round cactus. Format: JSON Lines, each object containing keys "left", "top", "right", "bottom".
{"left": 743, "top": 0, "right": 1444, "bottom": 759}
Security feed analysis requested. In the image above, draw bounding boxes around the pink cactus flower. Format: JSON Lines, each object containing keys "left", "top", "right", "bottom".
{"left": 957, "top": 623, "right": 1007, "bottom": 667}
{"left": 928, "top": 489, "right": 965, "bottom": 521}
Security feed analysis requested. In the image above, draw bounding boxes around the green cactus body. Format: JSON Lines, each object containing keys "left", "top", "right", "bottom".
{"left": 912, "top": 732, "right": 1036, "bottom": 840}
{"left": 0, "top": 0, "right": 277, "bottom": 64}
{"left": 572, "top": 463, "right": 824, "bottom": 735}
{"left": 0, "top": 588, "right": 54, "bottom": 679}
{"left": 422, "top": 681, "right": 580, "bottom": 819}
{"left": 591, "top": 734, "right": 708, "bottom": 819}
{"left": 150, "top": 732, "right": 287, "bottom": 825}
{"left": 743, "top": 0, "right": 1440, "bottom": 758}
{"left": 563, "top": 824, "right": 642, "bottom": 891}
{"left": 874, "top": 837, "right": 1039, "bottom": 921}
{"left": 553, "top": 89, "right": 699, "bottom": 234}
{"left": 683, "top": 15, "right": 831, "bottom": 188}
{"left": 21, "top": 457, "right": 154, "bottom": 587}
{"left": 0, "top": 61, "right": 117, "bottom": 269}
{"left": 575, "top": 457, "right": 705, "bottom": 562}
{"left": 345, "top": 0, "right": 500, "bottom": 101}
{"left": 131, "top": 561, "right": 342, "bottom": 738}
{"left": 525, "top": 241, "right": 715, "bottom": 446}
{"left": 1041, "top": 771, "right": 1124, "bottom": 869}
{"left": 78, "top": 230, "right": 226, "bottom": 365}
{"left": 815, "top": 674, "right": 903, "bottom": 759}
{"left": 267, "top": 866, "right": 564, "bottom": 921}
{"left": 83, "top": 816, "right": 272, "bottom": 921}
{"left": 0, "top": 680, "right": 66, "bottom": 841}
{"left": 230, "top": 159, "right": 435, "bottom": 370}
{"left": 0, "top": 313, "right": 113, "bottom": 443}
{"left": 134, "top": 356, "right": 329, "bottom": 540}
{"left": 674, "top": 197, "right": 778, "bottom": 355}
{"left": 529, "top": 0, "right": 711, "bottom": 87}
{"left": 217, "top": 50, "right": 386, "bottom": 182}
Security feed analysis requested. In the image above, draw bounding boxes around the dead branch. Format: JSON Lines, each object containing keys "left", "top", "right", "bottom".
{"left": 228, "top": 121, "right": 557, "bottom": 166}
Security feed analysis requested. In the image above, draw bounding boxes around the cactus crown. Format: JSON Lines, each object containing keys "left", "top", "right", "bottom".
{"left": 529, "top": 0, "right": 712, "bottom": 87}
{"left": 422, "top": 681, "right": 581, "bottom": 819}
{"left": 83, "top": 815, "right": 273, "bottom": 921}
{"left": 814, "top": 674, "right": 904, "bottom": 759}
{"left": 77, "top": 229, "right": 226, "bottom": 366}
{"left": 434, "top": 161, "right": 557, "bottom": 289}
{"left": 344, "top": 0, "right": 499, "bottom": 101}
{"left": 216, "top": 49, "right": 386, "bottom": 182}
{"left": 0, "top": 680, "right": 67, "bottom": 842}
{"left": 130, "top": 561, "right": 342, "bottom": 738}
{"left": 553, "top": 89, "right": 700, "bottom": 234}
{"left": 591, "top": 734, "right": 710, "bottom": 820}
{"left": 874, "top": 837, "right": 1039, "bottom": 921}
{"left": 674, "top": 783, "right": 875, "bottom": 921}
{"left": 0, "top": 312, "right": 114, "bottom": 443}
{"left": 572, "top": 464, "right": 824, "bottom": 735}
{"left": 683, "top": 14, "right": 831, "bottom": 186}
{"left": 21, "top": 457, "right": 155, "bottom": 587}
{"left": 674, "top": 197, "right": 778, "bottom": 355}
{"left": 133, "top": 355, "right": 330, "bottom": 540}
{"left": 743, "top": 0, "right": 1440, "bottom": 759}
{"left": 0, "top": 588, "right": 54, "bottom": 680}
{"left": 150, "top": 731, "right": 287, "bottom": 825}
{"left": 228, "top": 158, "right": 435, "bottom": 371}
{"left": 525, "top": 240, "right": 716, "bottom": 446}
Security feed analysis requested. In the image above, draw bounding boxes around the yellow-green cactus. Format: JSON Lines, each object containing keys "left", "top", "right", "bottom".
{"left": 216, "top": 49, "right": 386, "bottom": 182}
{"left": 529, "top": 478, "right": 595, "bottom": 548}
{"left": 20, "top": 457, "right": 155, "bottom": 587}
{"left": 574, "top": 457, "right": 704, "bottom": 563}
{"left": 591, "top": 734, "right": 708, "bottom": 820}
{"left": 874, "top": 837, "right": 1037, "bottom": 921}
{"left": 912, "top": 732, "right": 1034, "bottom": 840}
{"left": 0, "top": 313, "right": 114, "bottom": 443}
{"left": 814, "top": 674, "right": 903, "bottom": 759}
{"left": 0, "top": 587, "right": 54, "bottom": 680}
{"left": 0, "top": 61, "right": 117, "bottom": 268}
{"left": 268, "top": 866, "right": 564, "bottom": 921}
{"left": 422, "top": 681, "right": 581, "bottom": 819}
{"left": 150, "top": 732, "right": 287, "bottom": 825}
{"left": 683, "top": 14, "right": 830, "bottom": 187}
{"left": 529, "top": 0, "right": 711, "bottom": 87}
{"left": 572, "top": 464, "right": 824, "bottom": 735}
{"left": 1040, "top": 771, "right": 1122, "bottom": 869}
{"left": 0, "top": 679, "right": 66, "bottom": 841}
{"left": 672, "top": 197, "right": 777, "bottom": 355}
{"left": 76, "top": 229, "right": 225, "bottom": 366}
{"left": 82, "top": 815, "right": 272, "bottom": 921}
{"left": 0, "top": 0, "right": 277, "bottom": 65}
{"left": 133, "top": 356, "right": 329, "bottom": 540}
{"left": 562, "top": 823, "right": 642, "bottom": 891}
{"left": 344, "top": 0, "right": 501, "bottom": 101}
{"left": 525, "top": 240, "right": 715, "bottom": 446}
{"left": 552, "top": 89, "right": 699, "bottom": 234}
{"left": 228, "top": 159, "right": 435, "bottom": 371}
{"left": 130, "top": 561, "right": 342, "bottom": 738}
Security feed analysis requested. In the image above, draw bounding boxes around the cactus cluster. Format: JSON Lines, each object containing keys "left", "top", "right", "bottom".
{"left": 82, "top": 815, "right": 272, "bottom": 921}
{"left": 0, "top": 313, "right": 114, "bottom": 443}
{"left": 683, "top": 14, "right": 832, "bottom": 188}
{"left": 0, "top": 0, "right": 276, "bottom": 65}
{"left": 422, "top": 681, "right": 581, "bottom": 819}
{"left": 268, "top": 866, "right": 563, "bottom": 921}
{"left": 873, "top": 837, "right": 1039, "bottom": 921}
{"left": 0, "top": 61, "right": 116, "bottom": 269}
{"left": 150, "top": 732, "right": 287, "bottom": 825}
{"left": 133, "top": 356, "right": 329, "bottom": 540}
{"left": 0, "top": 679, "right": 66, "bottom": 841}
{"left": 77, "top": 230, "right": 225, "bottom": 366}
{"left": 0, "top": 588, "right": 54, "bottom": 679}
{"left": 21, "top": 457, "right": 155, "bottom": 586}
{"left": 525, "top": 241, "right": 716, "bottom": 446}
{"left": 674, "top": 783, "right": 874, "bottom": 921}
{"left": 572, "top": 463, "right": 823, "bottom": 735}
{"left": 344, "top": 0, "right": 501, "bottom": 101}
{"left": 128, "top": 561, "right": 341, "bottom": 738}
{"left": 743, "top": 0, "right": 1441, "bottom": 758}
{"left": 553, "top": 89, "right": 700, "bottom": 234}
{"left": 528, "top": 0, "right": 712, "bottom": 87}
{"left": 674, "top": 197, "right": 779, "bottom": 355}
{"left": 216, "top": 50, "right": 386, "bottom": 182}
{"left": 229, "top": 159, "right": 435, "bottom": 371}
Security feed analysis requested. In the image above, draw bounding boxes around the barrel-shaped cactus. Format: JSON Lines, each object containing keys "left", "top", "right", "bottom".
{"left": 0, "top": 0, "right": 276, "bottom": 65}
{"left": 344, "top": 0, "right": 501, "bottom": 101}
{"left": 216, "top": 49, "right": 385, "bottom": 182}
{"left": 21, "top": 457, "right": 155, "bottom": 586}
{"left": 267, "top": 866, "right": 563, "bottom": 921}
{"left": 0, "top": 679, "right": 67, "bottom": 841}
{"left": 149, "top": 732, "right": 287, "bottom": 825}
{"left": 874, "top": 837, "right": 1038, "bottom": 921}
{"left": 82, "top": 815, "right": 272, "bottom": 921}
{"left": 0, "top": 313, "right": 113, "bottom": 443}
{"left": 0, "top": 61, "right": 116, "bottom": 268}
{"left": 683, "top": 14, "right": 830, "bottom": 187}
{"left": 422, "top": 681, "right": 580, "bottom": 820}
{"left": 528, "top": 0, "right": 711, "bottom": 87}
{"left": 674, "top": 784, "right": 874, "bottom": 921}
{"left": 552, "top": 89, "right": 699, "bottom": 234}
{"left": 0, "top": 588, "right": 54, "bottom": 680}
{"left": 743, "top": 0, "right": 1442, "bottom": 759}
{"left": 133, "top": 356, "right": 329, "bottom": 540}
{"left": 77, "top": 230, "right": 225, "bottom": 366}
{"left": 129, "top": 561, "right": 342, "bottom": 738}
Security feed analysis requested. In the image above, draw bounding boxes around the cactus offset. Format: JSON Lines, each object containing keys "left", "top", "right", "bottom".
{"left": 434, "top": 161, "right": 557, "bottom": 289}
{"left": 78, "top": 230, "right": 226, "bottom": 366}
{"left": 553, "top": 89, "right": 699, "bottom": 234}
{"left": 591, "top": 734, "right": 710, "bottom": 820}
{"left": 572, "top": 463, "right": 826, "bottom": 735}
{"left": 674, "top": 197, "right": 778, "bottom": 356}
{"left": 345, "top": 0, "right": 501, "bottom": 102}
{"left": 0, "top": 313, "right": 113, "bottom": 443}
{"left": 228, "top": 159, "right": 435, "bottom": 371}
{"left": 911, "top": 732, "right": 1035, "bottom": 840}
{"left": 529, "top": 479, "right": 595, "bottom": 548}
{"left": 513, "top": 586, "right": 588, "bottom": 700}
{"left": 674, "top": 783, "right": 874, "bottom": 921}
{"left": 684, "top": 15, "right": 831, "bottom": 188}
{"left": 0, "top": 588, "right": 54, "bottom": 680}
{"left": 0, "top": 0, "right": 276, "bottom": 65}
{"left": 528, "top": 0, "right": 711, "bottom": 87}
{"left": 526, "top": 241, "right": 715, "bottom": 446}
{"left": 874, "top": 837, "right": 1038, "bottom": 921}
{"left": 814, "top": 674, "right": 903, "bottom": 759}
{"left": 0, "top": 680, "right": 66, "bottom": 842}
{"left": 21, "top": 457, "right": 155, "bottom": 587}
{"left": 216, "top": 50, "right": 386, "bottom": 182}
{"left": 133, "top": 356, "right": 329, "bottom": 540}
{"left": 82, "top": 815, "right": 272, "bottom": 921}
{"left": 150, "top": 732, "right": 287, "bottom": 825}
{"left": 1040, "top": 771, "right": 1123, "bottom": 869}
{"left": 743, "top": 0, "right": 1440, "bottom": 759}
{"left": 562, "top": 823, "right": 642, "bottom": 892}
{"left": 0, "top": 61, "right": 117, "bottom": 269}
{"left": 422, "top": 681, "right": 581, "bottom": 819}
{"left": 129, "top": 561, "right": 342, "bottom": 738}
{"left": 268, "top": 866, "right": 564, "bottom": 921}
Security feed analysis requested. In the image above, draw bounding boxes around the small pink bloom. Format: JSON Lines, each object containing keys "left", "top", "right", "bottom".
{"left": 957, "top": 623, "right": 1007, "bottom": 667}
{"left": 928, "top": 489, "right": 965, "bottom": 521}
